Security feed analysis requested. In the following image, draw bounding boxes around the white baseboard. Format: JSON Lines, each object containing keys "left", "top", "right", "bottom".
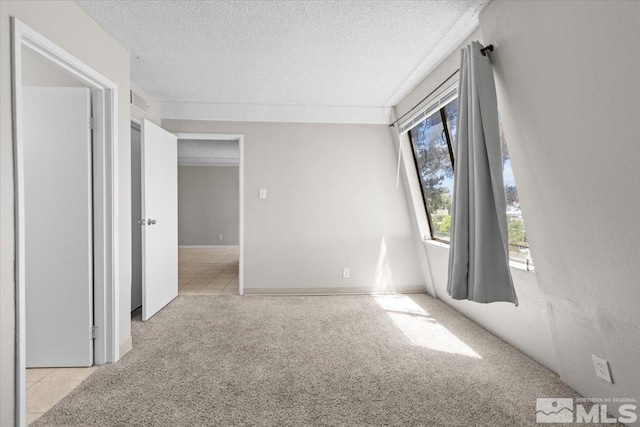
{"left": 178, "top": 245, "right": 239, "bottom": 249}
{"left": 119, "top": 336, "right": 133, "bottom": 358}
{"left": 243, "top": 285, "right": 426, "bottom": 296}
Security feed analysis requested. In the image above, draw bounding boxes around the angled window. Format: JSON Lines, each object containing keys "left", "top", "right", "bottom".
{"left": 500, "top": 123, "right": 531, "bottom": 264}
{"left": 407, "top": 96, "right": 457, "bottom": 242}
{"left": 404, "top": 88, "right": 532, "bottom": 265}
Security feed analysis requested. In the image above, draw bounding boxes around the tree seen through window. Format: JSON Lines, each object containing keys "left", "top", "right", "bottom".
{"left": 408, "top": 97, "right": 532, "bottom": 265}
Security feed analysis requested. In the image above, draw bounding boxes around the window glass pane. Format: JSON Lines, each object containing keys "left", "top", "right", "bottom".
{"left": 409, "top": 110, "right": 454, "bottom": 241}
{"left": 409, "top": 94, "right": 532, "bottom": 264}
{"left": 443, "top": 99, "right": 458, "bottom": 152}
{"left": 500, "top": 123, "right": 533, "bottom": 265}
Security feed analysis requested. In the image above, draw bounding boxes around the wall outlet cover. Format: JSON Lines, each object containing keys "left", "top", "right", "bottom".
{"left": 342, "top": 268, "right": 350, "bottom": 279}
{"left": 592, "top": 354, "right": 613, "bottom": 383}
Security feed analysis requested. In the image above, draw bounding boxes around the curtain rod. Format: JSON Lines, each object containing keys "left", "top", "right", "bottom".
{"left": 480, "top": 44, "right": 494, "bottom": 56}
{"left": 388, "top": 44, "right": 494, "bottom": 128}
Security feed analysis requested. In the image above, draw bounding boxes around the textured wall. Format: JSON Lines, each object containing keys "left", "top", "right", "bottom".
{"left": 178, "top": 166, "right": 239, "bottom": 246}
{"left": 391, "top": 28, "right": 557, "bottom": 372}
{"left": 163, "top": 120, "right": 425, "bottom": 294}
{"left": 0, "top": 2, "right": 131, "bottom": 424}
{"left": 478, "top": 0, "right": 640, "bottom": 417}
{"left": 395, "top": 2, "right": 640, "bottom": 414}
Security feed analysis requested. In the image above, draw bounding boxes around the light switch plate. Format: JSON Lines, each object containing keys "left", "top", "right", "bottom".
{"left": 259, "top": 188, "right": 267, "bottom": 199}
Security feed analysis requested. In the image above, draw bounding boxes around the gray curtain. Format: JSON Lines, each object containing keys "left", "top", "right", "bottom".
{"left": 447, "top": 41, "right": 518, "bottom": 305}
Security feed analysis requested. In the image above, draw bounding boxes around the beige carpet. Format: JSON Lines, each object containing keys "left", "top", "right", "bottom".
{"left": 33, "top": 293, "right": 602, "bottom": 426}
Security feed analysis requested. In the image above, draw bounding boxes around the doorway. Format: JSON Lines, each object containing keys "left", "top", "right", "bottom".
{"left": 22, "top": 51, "right": 95, "bottom": 368}
{"left": 175, "top": 133, "right": 245, "bottom": 296}
{"left": 11, "top": 19, "right": 119, "bottom": 426}
{"left": 177, "top": 137, "right": 241, "bottom": 295}
{"left": 131, "top": 131, "right": 245, "bottom": 306}
{"left": 22, "top": 48, "right": 96, "bottom": 427}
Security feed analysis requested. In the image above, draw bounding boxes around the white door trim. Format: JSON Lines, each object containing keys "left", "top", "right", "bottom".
{"left": 174, "top": 132, "right": 245, "bottom": 296}
{"left": 11, "top": 18, "right": 120, "bottom": 426}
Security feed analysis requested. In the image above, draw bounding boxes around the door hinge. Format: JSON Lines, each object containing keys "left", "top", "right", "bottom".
{"left": 90, "top": 326, "right": 97, "bottom": 340}
{"left": 89, "top": 117, "right": 96, "bottom": 130}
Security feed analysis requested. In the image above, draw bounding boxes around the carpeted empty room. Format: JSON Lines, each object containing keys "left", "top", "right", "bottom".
{"left": 32, "top": 294, "right": 594, "bottom": 427}
{"left": 4, "top": 2, "right": 639, "bottom": 426}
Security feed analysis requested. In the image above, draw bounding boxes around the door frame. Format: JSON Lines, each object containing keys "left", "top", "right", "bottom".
{"left": 130, "top": 119, "right": 142, "bottom": 313}
{"left": 174, "top": 132, "right": 245, "bottom": 296}
{"left": 11, "top": 18, "right": 120, "bottom": 426}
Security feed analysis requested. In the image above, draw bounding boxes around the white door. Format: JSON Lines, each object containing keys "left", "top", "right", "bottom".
{"left": 141, "top": 119, "right": 178, "bottom": 321}
{"left": 23, "top": 87, "right": 93, "bottom": 367}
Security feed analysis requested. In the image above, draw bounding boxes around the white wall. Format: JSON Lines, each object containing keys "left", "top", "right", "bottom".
{"left": 0, "top": 2, "right": 132, "bottom": 424}
{"left": 178, "top": 166, "right": 239, "bottom": 246}
{"left": 22, "top": 47, "right": 85, "bottom": 87}
{"left": 391, "top": 29, "right": 558, "bottom": 372}
{"left": 163, "top": 120, "right": 425, "bottom": 294}
{"left": 425, "top": 242, "right": 557, "bottom": 370}
{"left": 178, "top": 139, "right": 239, "bottom": 166}
{"left": 478, "top": 0, "right": 640, "bottom": 418}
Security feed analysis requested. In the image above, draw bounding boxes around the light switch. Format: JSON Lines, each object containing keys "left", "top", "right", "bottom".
{"left": 259, "top": 188, "right": 267, "bottom": 199}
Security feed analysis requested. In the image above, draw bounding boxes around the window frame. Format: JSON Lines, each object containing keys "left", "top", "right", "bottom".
{"left": 404, "top": 90, "right": 458, "bottom": 244}
{"left": 402, "top": 84, "right": 533, "bottom": 267}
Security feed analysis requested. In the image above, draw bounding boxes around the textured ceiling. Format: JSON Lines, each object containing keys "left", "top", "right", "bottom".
{"left": 77, "top": 0, "right": 487, "bottom": 123}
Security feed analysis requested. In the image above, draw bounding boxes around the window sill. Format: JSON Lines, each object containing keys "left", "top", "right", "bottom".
{"left": 422, "top": 239, "right": 535, "bottom": 273}
{"left": 423, "top": 239, "right": 450, "bottom": 250}
{"left": 508, "top": 259, "right": 534, "bottom": 272}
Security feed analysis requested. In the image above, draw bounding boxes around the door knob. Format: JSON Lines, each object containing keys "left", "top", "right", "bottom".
{"left": 137, "top": 219, "right": 146, "bottom": 225}
{"left": 148, "top": 219, "right": 157, "bottom": 225}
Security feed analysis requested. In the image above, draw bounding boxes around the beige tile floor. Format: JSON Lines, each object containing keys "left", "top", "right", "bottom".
{"left": 179, "top": 246, "right": 240, "bottom": 295}
{"left": 26, "top": 366, "right": 97, "bottom": 425}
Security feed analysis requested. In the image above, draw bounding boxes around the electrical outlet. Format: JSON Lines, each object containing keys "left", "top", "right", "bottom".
{"left": 259, "top": 188, "right": 267, "bottom": 199}
{"left": 218, "top": 234, "right": 223, "bottom": 240}
{"left": 342, "top": 268, "right": 350, "bottom": 279}
{"left": 592, "top": 354, "right": 613, "bottom": 383}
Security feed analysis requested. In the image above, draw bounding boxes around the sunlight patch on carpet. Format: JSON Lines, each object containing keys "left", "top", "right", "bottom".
{"left": 375, "top": 294, "right": 481, "bottom": 358}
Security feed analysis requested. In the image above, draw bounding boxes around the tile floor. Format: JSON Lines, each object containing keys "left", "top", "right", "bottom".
{"left": 179, "top": 246, "right": 240, "bottom": 295}
{"left": 26, "top": 366, "right": 97, "bottom": 425}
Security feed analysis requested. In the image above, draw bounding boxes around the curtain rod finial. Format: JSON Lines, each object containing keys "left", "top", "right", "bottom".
{"left": 481, "top": 44, "right": 494, "bottom": 56}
